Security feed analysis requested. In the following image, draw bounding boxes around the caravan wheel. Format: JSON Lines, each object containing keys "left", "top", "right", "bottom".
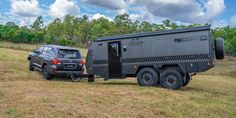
{"left": 137, "top": 68, "right": 159, "bottom": 86}
{"left": 160, "top": 69, "right": 183, "bottom": 90}
{"left": 183, "top": 74, "right": 191, "bottom": 87}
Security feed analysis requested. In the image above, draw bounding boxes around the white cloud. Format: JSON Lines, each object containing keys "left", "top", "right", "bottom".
{"left": 49, "top": 0, "right": 80, "bottom": 18}
{"left": 83, "top": 0, "right": 126, "bottom": 10}
{"left": 91, "top": 13, "right": 112, "bottom": 21}
{"left": 128, "top": 6, "right": 164, "bottom": 23}
{"left": 118, "top": 9, "right": 129, "bottom": 15}
{"left": 0, "top": 0, "right": 228, "bottom": 28}
{"left": 202, "top": 0, "right": 225, "bottom": 22}
{"left": 0, "top": 13, "right": 7, "bottom": 24}
{"left": 17, "top": 17, "right": 37, "bottom": 26}
{"left": 10, "top": 0, "right": 41, "bottom": 17}
{"left": 128, "top": 0, "right": 225, "bottom": 24}
{"left": 230, "top": 15, "right": 236, "bottom": 27}
{"left": 129, "top": 12, "right": 155, "bottom": 22}
{"left": 0, "top": 12, "right": 32, "bottom": 26}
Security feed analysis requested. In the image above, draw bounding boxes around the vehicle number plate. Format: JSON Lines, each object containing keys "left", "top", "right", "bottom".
{"left": 66, "top": 65, "right": 75, "bottom": 68}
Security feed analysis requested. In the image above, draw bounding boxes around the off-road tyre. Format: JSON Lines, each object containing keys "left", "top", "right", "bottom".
{"left": 183, "top": 74, "right": 191, "bottom": 87}
{"left": 215, "top": 38, "right": 224, "bottom": 60}
{"left": 137, "top": 68, "right": 159, "bottom": 86}
{"left": 29, "top": 61, "right": 34, "bottom": 71}
{"left": 42, "top": 65, "right": 53, "bottom": 80}
{"left": 160, "top": 69, "right": 183, "bottom": 90}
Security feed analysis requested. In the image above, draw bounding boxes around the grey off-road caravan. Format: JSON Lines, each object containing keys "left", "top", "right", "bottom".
{"left": 85, "top": 26, "right": 224, "bottom": 90}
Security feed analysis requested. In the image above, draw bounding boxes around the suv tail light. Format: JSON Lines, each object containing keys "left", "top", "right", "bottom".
{"left": 51, "top": 58, "right": 61, "bottom": 65}
{"left": 80, "top": 59, "right": 86, "bottom": 65}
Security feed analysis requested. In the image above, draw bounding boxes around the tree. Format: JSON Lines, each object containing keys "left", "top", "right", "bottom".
{"left": 30, "top": 16, "right": 45, "bottom": 43}
{"left": 76, "top": 15, "right": 92, "bottom": 46}
{"left": 62, "top": 14, "right": 75, "bottom": 40}
{"left": 6, "top": 22, "right": 18, "bottom": 29}
{"left": 162, "top": 19, "right": 177, "bottom": 29}
{"left": 113, "top": 14, "right": 134, "bottom": 34}
{"left": 1, "top": 13, "right": 236, "bottom": 56}
{"left": 212, "top": 26, "right": 236, "bottom": 56}
{"left": 114, "top": 13, "right": 131, "bottom": 27}
{"left": 90, "top": 18, "right": 113, "bottom": 40}
{"left": 187, "top": 24, "right": 202, "bottom": 28}
{"left": 31, "top": 16, "right": 44, "bottom": 31}
{"left": 47, "top": 18, "right": 62, "bottom": 43}
{"left": 140, "top": 21, "right": 153, "bottom": 32}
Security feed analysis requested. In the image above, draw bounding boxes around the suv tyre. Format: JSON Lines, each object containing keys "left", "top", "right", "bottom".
{"left": 42, "top": 65, "right": 53, "bottom": 80}
{"left": 29, "top": 61, "right": 34, "bottom": 71}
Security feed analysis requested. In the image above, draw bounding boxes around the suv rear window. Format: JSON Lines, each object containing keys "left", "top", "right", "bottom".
{"left": 58, "top": 49, "right": 81, "bottom": 59}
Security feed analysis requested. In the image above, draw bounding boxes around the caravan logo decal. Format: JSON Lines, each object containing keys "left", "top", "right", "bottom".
{"left": 128, "top": 40, "right": 143, "bottom": 46}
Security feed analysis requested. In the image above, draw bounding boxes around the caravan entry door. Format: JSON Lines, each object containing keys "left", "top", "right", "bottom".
{"left": 108, "top": 42, "right": 122, "bottom": 78}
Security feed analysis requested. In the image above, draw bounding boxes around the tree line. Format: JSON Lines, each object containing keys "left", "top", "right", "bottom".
{"left": 0, "top": 14, "right": 236, "bottom": 55}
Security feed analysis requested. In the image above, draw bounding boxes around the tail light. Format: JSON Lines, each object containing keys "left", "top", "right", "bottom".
{"left": 51, "top": 58, "right": 61, "bottom": 65}
{"left": 80, "top": 59, "right": 86, "bottom": 65}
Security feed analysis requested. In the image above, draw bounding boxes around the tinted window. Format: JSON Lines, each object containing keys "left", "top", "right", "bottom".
{"left": 48, "top": 47, "right": 57, "bottom": 56}
{"left": 58, "top": 49, "right": 81, "bottom": 59}
{"left": 43, "top": 47, "right": 49, "bottom": 53}
{"left": 37, "top": 47, "right": 44, "bottom": 52}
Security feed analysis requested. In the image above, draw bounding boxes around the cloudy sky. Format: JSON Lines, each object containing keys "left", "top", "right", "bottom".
{"left": 0, "top": 0, "right": 235, "bottom": 27}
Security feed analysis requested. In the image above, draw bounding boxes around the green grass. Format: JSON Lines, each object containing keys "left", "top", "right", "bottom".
{"left": 5, "top": 108, "right": 21, "bottom": 118}
{"left": 0, "top": 42, "right": 39, "bottom": 51}
{"left": 0, "top": 41, "right": 88, "bottom": 57}
{"left": 0, "top": 45, "right": 236, "bottom": 118}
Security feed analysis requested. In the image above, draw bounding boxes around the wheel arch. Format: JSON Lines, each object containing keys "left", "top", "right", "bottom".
{"left": 42, "top": 63, "right": 47, "bottom": 68}
{"left": 28, "top": 56, "right": 31, "bottom": 60}
{"left": 135, "top": 64, "right": 186, "bottom": 76}
{"left": 156, "top": 64, "right": 186, "bottom": 75}
{"left": 135, "top": 65, "right": 155, "bottom": 76}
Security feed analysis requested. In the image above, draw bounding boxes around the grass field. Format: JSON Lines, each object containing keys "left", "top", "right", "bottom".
{"left": 0, "top": 43, "right": 236, "bottom": 118}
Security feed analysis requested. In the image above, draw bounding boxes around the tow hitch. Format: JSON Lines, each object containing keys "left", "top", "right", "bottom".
{"left": 69, "top": 74, "right": 82, "bottom": 82}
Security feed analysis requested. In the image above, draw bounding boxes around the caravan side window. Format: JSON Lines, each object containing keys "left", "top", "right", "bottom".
{"left": 110, "top": 43, "right": 119, "bottom": 56}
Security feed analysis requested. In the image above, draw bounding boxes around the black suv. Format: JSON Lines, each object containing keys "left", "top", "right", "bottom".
{"left": 28, "top": 45, "right": 85, "bottom": 81}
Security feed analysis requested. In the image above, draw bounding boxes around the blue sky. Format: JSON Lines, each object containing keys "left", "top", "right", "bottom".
{"left": 0, "top": 0, "right": 235, "bottom": 27}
